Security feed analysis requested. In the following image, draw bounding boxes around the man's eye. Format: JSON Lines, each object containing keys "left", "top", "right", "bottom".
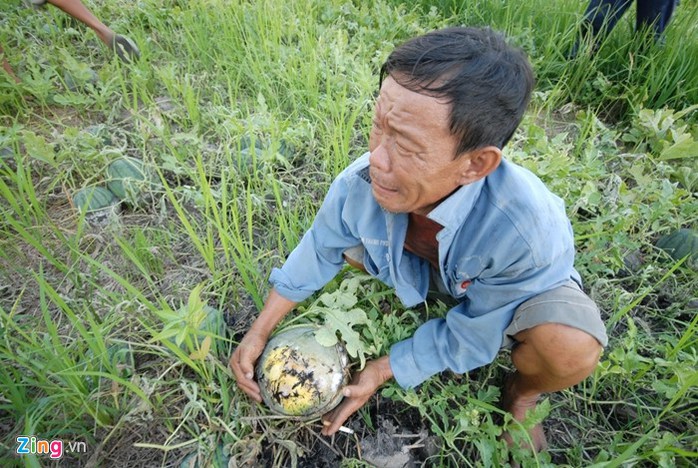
{"left": 396, "top": 143, "right": 414, "bottom": 156}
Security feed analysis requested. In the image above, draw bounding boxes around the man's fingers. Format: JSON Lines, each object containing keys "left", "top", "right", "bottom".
{"left": 320, "top": 363, "right": 390, "bottom": 436}
{"left": 230, "top": 349, "right": 263, "bottom": 402}
{"left": 228, "top": 354, "right": 239, "bottom": 374}
{"left": 235, "top": 359, "right": 254, "bottom": 379}
{"left": 347, "top": 384, "right": 368, "bottom": 395}
{"left": 235, "top": 363, "right": 261, "bottom": 394}
{"left": 236, "top": 374, "right": 259, "bottom": 391}
{"left": 342, "top": 384, "right": 371, "bottom": 398}
{"left": 229, "top": 350, "right": 244, "bottom": 374}
{"left": 236, "top": 379, "right": 262, "bottom": 402}
{"left": 244, "top": 390, "right": 263, "bottom": 403}
{"left": 229, "top": 349, "right": 256, "bottom": 381}
{"left": 325, "top": 409, "right": 351, "bottom": 435}
{"left": 321, "top": 400, "right": 357, "bottom": 436}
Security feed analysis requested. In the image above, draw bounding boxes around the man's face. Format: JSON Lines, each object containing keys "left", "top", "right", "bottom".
{"left": 368, "top": 76, "right": 471, "bottom": 215}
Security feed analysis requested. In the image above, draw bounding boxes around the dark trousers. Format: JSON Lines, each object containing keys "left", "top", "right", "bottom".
{"left": 582, "top": 0, "right": 677, "bottom": 40}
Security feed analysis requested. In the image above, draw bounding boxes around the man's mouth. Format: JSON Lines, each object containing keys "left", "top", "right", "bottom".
{"left": 369, "top": 170, "right": 397, "bottom": 192}
{"left": 371, "top": 179, "right": 398, "bottom": 195}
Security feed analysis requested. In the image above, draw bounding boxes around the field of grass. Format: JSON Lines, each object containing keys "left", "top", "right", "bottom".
{"left": 1, "top": 0, "right": 696, "bottom": 466}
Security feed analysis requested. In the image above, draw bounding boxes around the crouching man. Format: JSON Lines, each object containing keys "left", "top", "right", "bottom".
{"left": 230, "top": 26, "right": 607, "bottom": 453}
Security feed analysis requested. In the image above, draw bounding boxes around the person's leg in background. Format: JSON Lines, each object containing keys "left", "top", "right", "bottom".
{"left": 569, "top": 0, "right": 633, "bottom": 58}
{"left": 582, "top": 0, "right": 634, "bottom": 39}
{"left": 43, "top": 0, "right": 140, "bottom": 62}
{"left": 1, "top": 44, "right": 21, "bottom": 83}
{"left": 635, "top": 0, "right": 676, "bottom": 41}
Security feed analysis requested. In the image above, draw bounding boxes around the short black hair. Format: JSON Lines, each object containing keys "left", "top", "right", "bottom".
{"left": 380, "top": 27, "right": 535, "bottom": 155}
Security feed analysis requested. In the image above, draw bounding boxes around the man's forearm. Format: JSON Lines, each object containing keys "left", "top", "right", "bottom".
{"left": 249, "top": 288, "right": 298, "bottom": 337}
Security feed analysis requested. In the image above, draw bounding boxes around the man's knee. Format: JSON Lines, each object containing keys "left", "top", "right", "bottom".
{"left": 513, "top": 323, "right": 603, "bottom": 379}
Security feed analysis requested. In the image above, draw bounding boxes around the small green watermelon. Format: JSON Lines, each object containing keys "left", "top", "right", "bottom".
{"left": 106, "top": 157, "right": 157, "bottom": 202}
{"left": 84, "top": 343, "right": 134, "bottom": 387}
{"left": 239, "top": 135, "right": 264, "bottom": 151}
{"left": 73, "top": 185, "right": 121, "bottom": 225}
{"left": 82, "top": 125, "right": 113, "bottom": 146}
{"left": 656, "top": 228, "right": 698, "bottom": 269}
{"left": 230, "top": 146, "right": 263, "bottom": 179}
{"left": 0, "top": 147, "right": 13, "bottom": 159}
{"left": 63, "top": 67, "right": 98, "bottom": 92}
{"left": 107, "top": 343, "right": 135, "bottom": 379}
{"left": 73, "top": 186, "right": 118, "bottom": 213}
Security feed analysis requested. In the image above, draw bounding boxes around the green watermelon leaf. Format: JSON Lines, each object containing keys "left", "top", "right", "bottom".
{"left": 659, "top": 131, "right": 698, "bottom": 160}
{"left": 22, "top": 131, "right": 56, "bottom": 166}
{"left": 314, "top": 306, "right": 369, "bottom": 369}
{"left": 318, "top": 275, "right": 362, "bottom": 309}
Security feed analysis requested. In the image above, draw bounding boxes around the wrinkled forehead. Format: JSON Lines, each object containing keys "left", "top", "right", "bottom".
{"left": 375, "top": 76, "right": 452, "bottom": 124}
{"left": 377, "top": 75, "right": 452, "bottom": 112}
{"left": 380, "top": 70, "right": 453, "bottom": 100}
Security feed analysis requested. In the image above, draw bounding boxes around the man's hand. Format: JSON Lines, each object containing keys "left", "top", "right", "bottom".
{"left": 229, "top": 328, "right": 269, "bottom": 402}
{"left": 321, "top": 356, "right": 393, "bottom": 436}
{"left": 229, "top": 289, "right": 298, "bottom": 403}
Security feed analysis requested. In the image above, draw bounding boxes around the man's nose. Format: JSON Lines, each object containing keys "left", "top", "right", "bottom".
{"left": 369, "top": 139, "right": 391, "bottom": 172}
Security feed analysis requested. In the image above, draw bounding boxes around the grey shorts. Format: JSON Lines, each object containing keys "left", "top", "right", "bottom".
{"left": 502, "top": 280, "right": 608, "bottom": 349}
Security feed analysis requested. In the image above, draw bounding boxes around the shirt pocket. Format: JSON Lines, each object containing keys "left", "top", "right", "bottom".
{"left": 449, "top": 257, "right": 485, "bottom": 298}
{"left": 448, "top": 273, "right": 472, "bottom": 298}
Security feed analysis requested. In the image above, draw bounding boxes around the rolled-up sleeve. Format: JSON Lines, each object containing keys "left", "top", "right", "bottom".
{"left": 270, "top": 172, "right": 361, "bottom": 303}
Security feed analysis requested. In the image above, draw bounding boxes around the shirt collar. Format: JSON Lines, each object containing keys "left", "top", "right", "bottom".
{"left": 426, "top": 175, "right": 486, "bottom": 231}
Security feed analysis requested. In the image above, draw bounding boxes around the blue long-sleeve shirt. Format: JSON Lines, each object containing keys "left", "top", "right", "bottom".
{"left": 270, "top": 152, "right": 581, "bottom": 389}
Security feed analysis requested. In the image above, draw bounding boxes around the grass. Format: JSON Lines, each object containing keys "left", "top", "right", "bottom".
{"left": 1, "top": 0, "right": 697, "bottom": 466}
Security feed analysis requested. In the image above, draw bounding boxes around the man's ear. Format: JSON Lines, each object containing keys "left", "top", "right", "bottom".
{"left": 457, "top": 146, "right": 502, "bottom": 185}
